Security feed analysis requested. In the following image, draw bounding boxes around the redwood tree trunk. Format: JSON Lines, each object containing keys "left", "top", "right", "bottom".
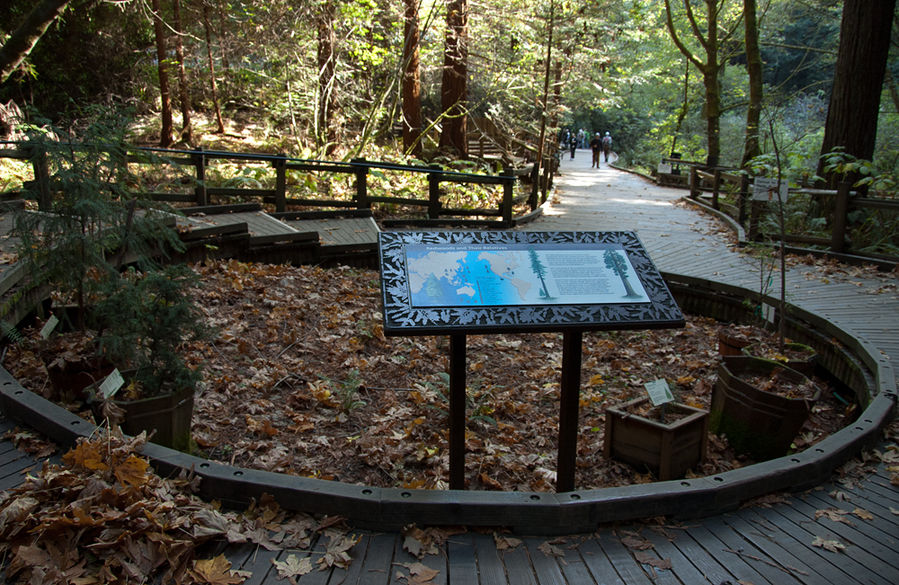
{"left": 741, "top": 0, "right": 763, "bottom": 167}
{"left": 317, "top": 1, "right": 338, "bottom": 155}
{"left": 816, "top": 0, "right": 896, "bottom": 188}
{"left": 401, "top": 0, "right": 423, "bottom": 156}
{"left": 151, "top": 0, "right": 173, "bottom": 147}
{"left": 202, "top": 2, "right": 225, "bottom": 134}
{"left": 172, "top": 0, "right": 192, "bottom": 144}
{"left": 439, "top": 0, "right": 468, "bottom": 157}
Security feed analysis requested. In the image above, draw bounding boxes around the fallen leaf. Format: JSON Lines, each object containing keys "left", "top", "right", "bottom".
{"left": 272, "top": 554, "right": 313, "bottom": 584}
{"left": 852, "top": 508, "right": 874, "bottom": 521}
{"left": 621, "top": 536, "right": 654, "bottom": 550}
{"left": 811, "top": 537, "right": 846, "bottom": 552}
{"left": 634, "top": 550, "right": 672, "bottom": 570}
{"left": 814, "top": 508, "right": 855, "bottom": 526}
{"left": 397, "top": 562, "right": 440, "bottom": 584}
{"left": 191, "top": 555, "right": 246, "bottom": 584}
{"left": 538, "top": 541, "right": 565, "bottom": 558}
{"left": 494, "top": 534, "right": 522, "bottom": 550}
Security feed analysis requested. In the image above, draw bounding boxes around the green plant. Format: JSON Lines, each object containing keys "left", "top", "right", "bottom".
{"left": 93, "top": 265, "right": 209, "bottom": 398}
{"left": 320, "top": 368, "right": 367, "bottom": 414}
{"left": 12, "top": 108, "right": 184, "bottom": 330}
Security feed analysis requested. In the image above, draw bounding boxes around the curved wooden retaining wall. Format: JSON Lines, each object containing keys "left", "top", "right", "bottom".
{"left": 0, "top": 274, "right": 895, "bottom": 535}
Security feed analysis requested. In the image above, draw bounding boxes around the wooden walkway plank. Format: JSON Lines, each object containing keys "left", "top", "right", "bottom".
{"left": 741, "top": 508, "right": 862, "bottom": 585}
{"left": 676, "top": 522, "right": 776, "bottom": 585}
{"left": 444, "top": 533, "right": 478, "bottom": 585}
{"left": 801, "top": 491, "right": 899, "bottom": 554}
{"left": 324, "top": 533, "right": 374, "bottom": 585}
{"left": 765, "top": 503, "right": 895, "bottom": 585}
{"left": 595, "top": 532, "right": 654, "bottom": 585}
{"left": 471, "top": 532, "right": 509, "bottom": 585}
{"left": 640, "top": 526, "right": 722, "bottom": 585}
{"left": 723, "top": 510, "right": 839, "bottom": 585}
{"left": 554, "top": 538, "right": 599, "bottom": 585}
{"left": 387, "top": 534, "right": 448, "bottom": 585}
{"left": 574, "top": 538, "right": 626, "bottom": 585}
{"left": 785, "top": 496, "right": 899, "bottom": 582}
{"left": 523, "top": 537, "right": 567, "bottom": 585}
{"left": 353, "top": 532, "right": 396, "bottom": 585}
{"left": 499, "top": 541, "right": 537, "bottom": 585}
{"left": 691, "top": 517, "right": 787, "bottom": 585}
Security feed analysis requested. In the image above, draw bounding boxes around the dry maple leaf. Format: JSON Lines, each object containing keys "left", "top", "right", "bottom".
{"left": 852, "top": 508, "right": 874, "bottom": 521}
{"left": 634, "top": 550, "right": 672, "bottom": 570}
{"left": 620, "top": 535, "right": 654, "bottom": 551}
{"left": 538, "top": 541, "right": 565, "bottom": 558}
{"left": 114, "top": 454, "right": 150, "bottom": 487}
{"left": 397, "top": 561, "right": 441, "bottom": 584}
{"left": 494, "top": 534, "right": 522, "bottom": 550}
{"left": 272, "top": 554, "right": 314, "bottom": 584}
{"left": 191, "top": 555, "right": 246, "bottom": 584}
{"left": 814, "top": 508, "right": 855, "bottom": 526}
{"left": 811, "top": 536, "right": 846, "bottom": 553}
{"left": 318, "top": 529, "right": 360, "bottom": 569}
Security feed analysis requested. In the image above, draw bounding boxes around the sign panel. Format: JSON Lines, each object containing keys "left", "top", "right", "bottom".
{"left": 379, "top": 231, "right": 684, "bottom": 335}
{"left": 752, "top": 177, "right": 789, "bottom": 202}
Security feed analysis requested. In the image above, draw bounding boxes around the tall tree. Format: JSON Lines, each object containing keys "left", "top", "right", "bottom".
{"left": 0, "top": 0, "right": 71, "bottom": 84}
{"left": 816, "top": 0, "right": 896, "bottom": 188}
{"left": 439, "top": 0, "right": 469, "bottom": 157}
{"left": 150, "top": 0, "right": 173, "bottom": 147}
{"left": 317, "top": 1, "right": 338, "bottom": 155}
{"left": 740, "top": 0, "right": 763, "bottom": 167}
{"left": 401, "top": 0, "right": 423, "bottom": 156}
{"left": 201, "top": 1, "right": 225, "bottom": 134}
{"left": 663, "top": 0, "right": 742, "bottom": 167}
{"left": 171, "top": 0, "right": 191, "bottom": 144}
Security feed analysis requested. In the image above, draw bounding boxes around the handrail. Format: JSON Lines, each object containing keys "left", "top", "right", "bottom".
{"left": 683, "top": 165, "right": 898, "bottom": 262}
{"left": 0, "top": 143, "right": 548, "bottom": 228}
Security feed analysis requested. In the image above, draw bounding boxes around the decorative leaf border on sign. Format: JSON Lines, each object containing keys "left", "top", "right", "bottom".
{"left": 378, "top": 231, "right": 685, "bottom": 336}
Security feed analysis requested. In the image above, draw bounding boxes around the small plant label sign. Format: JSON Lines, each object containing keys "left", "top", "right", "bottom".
{"left": 99, "top": 369, "right": 125, "bottom": 399}
{"left": 39, "top": 315, "right": 59, "bottom": 340}
{"left": 645, "top": 378, "right": 675, "bottom": 406}
{"left": 752, "top": 177, "right": 789, "bottom": 202}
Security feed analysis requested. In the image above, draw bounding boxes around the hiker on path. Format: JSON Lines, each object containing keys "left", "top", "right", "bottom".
{"left": 569, "top": 135, "right": 577, "bottom": 159}
{"left": 602, "top": 132, "right": 612, "bottom": 162}
{"left": 589, "top": 132, "right": 602, "bottom": 168}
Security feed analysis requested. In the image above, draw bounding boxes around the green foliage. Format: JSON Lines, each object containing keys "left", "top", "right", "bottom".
{"left": 320, "top": 368, "right": 367, "bottom": 414}
{"left": 93, "top": 265, "right": 209, "bottom": 398}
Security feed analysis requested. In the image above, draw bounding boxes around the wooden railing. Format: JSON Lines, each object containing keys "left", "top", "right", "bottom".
{"left": 0, "top": 143, "right": 550, "bottom": 228}
{"left": 678, "top": 164, "right": 899, "bottom": 262}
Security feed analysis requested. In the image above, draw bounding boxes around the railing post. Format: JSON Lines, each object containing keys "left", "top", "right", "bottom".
{"left": 351, "top": 158, "right": 370, "bottom": 209}
{"left": 738, "top": 175, "right": 750, "bottom": 226}
{"left": 529, "top": 163, "right": 540, "bottom": 210}
{"left": 689, "top": 166, "right": 699, "bottom": 199}
{"left": 501, "top": 164, "right": 514, "bottom": 227}
{"left": 29, "top": 143, "right": 52, "bottom": 211}
{"left": 428, "top": 164, "right": 442, "bottom": 219}
{"left": 831, "top": 181, "right": 852, "bottom": 253}
{"left": 193, "top": 148, "right": 207, "bottom": 206}
{"left": 274, "top": 154, "right": 287, "bottom": 212}
{"left": 712, "top": 169, "right": 721, "bottom": 209}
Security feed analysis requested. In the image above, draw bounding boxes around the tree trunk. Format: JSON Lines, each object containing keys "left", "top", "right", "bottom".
{"left": 0, "top": 0, "right": 71, "bottom": 83}
{"left": 439, "top": 0, "right": 469, "bottom": 157}
{"left": 151, "top": 0, "right": 173, "bottom": 148}
{"left": 317, "top": 1, "right": 338, "bottom": 156}
{"left": 402, "top": 0, "right": 423, "bottom": 156}
{"left": 702, "top": 0, "right": 720, "bottom": 168}
{"left": 202, "top": 2, "right": 225, "bottom": 134}
{"left": 816, "top": 0, "right": 896, "bottom": 188}
{"left": 172, "top": 0, "right": 192, "bottom": 144}
{"left": 741, "top": 0, "right": 763, "bottom": 167}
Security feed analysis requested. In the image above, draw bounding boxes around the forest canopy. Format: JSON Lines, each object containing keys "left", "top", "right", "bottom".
{"left": 0, "top": 0, "right": 897, "bottom": 183}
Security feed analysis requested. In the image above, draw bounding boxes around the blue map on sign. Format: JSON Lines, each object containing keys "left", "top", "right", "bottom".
{"left": 404, "top": 244, "right": 649, "bottom": 308}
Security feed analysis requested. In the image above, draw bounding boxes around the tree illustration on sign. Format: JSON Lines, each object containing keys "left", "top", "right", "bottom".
{"left": 604, "top": 250, "right": 640, "bottom": 298}
{"left": 528, "top": 248, "right": 553, "bottom": 299}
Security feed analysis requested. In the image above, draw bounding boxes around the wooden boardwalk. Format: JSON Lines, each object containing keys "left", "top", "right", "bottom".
{"left": 1, "top": 151, "right": 897, "bottom": 583}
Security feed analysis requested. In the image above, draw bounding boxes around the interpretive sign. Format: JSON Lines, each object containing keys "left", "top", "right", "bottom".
{"left": 378, "top": 230, "right": 685, "bottom": 492}
{"left": 379, "top": 231, "right": 683, "bottom": 335}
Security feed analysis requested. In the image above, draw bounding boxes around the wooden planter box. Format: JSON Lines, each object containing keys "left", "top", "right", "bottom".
{"left": 711, "top": 356, "right": 818, "bottom": 460}
{"left": 603, "top": 397, "right": 709, "bottom": 480}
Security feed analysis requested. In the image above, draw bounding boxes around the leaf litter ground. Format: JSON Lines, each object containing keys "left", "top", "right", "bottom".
{"left": 6, "top": 258, "right": 855, "bottom": 492}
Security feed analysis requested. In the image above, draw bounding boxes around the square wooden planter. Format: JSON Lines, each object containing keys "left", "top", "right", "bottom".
{"left": 603, "top": 397, "right": 709, "bottom": 480}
